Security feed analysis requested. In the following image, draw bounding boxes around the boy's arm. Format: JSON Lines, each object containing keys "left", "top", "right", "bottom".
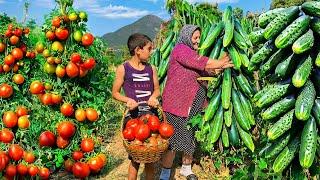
{"left": 112, "top": 65, "right": 130, "bottom": 103}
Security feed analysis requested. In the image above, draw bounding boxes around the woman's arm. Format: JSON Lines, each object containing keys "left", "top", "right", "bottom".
{"left": 174, "top": 44, "right": 233, "bottom": 73}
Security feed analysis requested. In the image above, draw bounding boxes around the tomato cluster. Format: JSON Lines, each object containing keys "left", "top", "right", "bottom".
{"left": 29, "top": 80, "right": 63, "bottom": 105}
{"left": 0, "top": 148, "right": 50, "bottom": 179}
{"left": 65, "top": 152, "right": 106, "bottom": 178}
{"left": 123, "top": 114, "right": 174, "bottom": 148}
{"left": 0, "top": 23, "right": 35, "bottom": 74}
{"left": 36, "top": 9, "right": 96, "bottom": 79}
{"left": 1, "top": 111, "right": 51, "bottom": 179}
{"left": 1, "top": 106, "right": 30, "bottom": 134}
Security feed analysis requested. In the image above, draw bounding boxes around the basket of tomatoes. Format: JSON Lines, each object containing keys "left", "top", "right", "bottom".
{"left": 121, "top": 106, "right": 174, "bottom": 163}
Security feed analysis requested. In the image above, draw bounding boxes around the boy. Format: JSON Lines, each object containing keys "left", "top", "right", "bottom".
{"left": 112, "top": 33, "right": 160, "bottom": 180}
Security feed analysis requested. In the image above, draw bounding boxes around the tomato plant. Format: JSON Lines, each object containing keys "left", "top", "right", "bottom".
{"left": 72, "top": 162, "right": 90, "bottom": 178}
{"left": 8, "top": 144, "right": 24, "bottom": 161}
{"left": 39, "top": 131, "right": 56, "bottom": 147}
{"left": 0, "top": 83, "right": 13, "bottom": 98}
{"left": 72, "top": 151, "right": 84, "bottom": 161}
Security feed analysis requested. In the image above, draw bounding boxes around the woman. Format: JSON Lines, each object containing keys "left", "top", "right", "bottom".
{"left": 159, "top": 25, "right": 233, "bottom": 180}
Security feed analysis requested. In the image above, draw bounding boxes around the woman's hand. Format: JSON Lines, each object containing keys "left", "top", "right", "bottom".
{"left": 206, "top": 53, "right": 234, "bottom": 70}
{"left": 126, "top": 98, "right": 139, "bottom": 110}
{"left": 147, "top": 96, "right": 159, "bottom": 108}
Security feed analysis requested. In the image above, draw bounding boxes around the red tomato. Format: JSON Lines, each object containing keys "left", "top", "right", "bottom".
{"left": 8, "top": 144, "right": 24, "bottom": 161}
{"left": 2, "top": 111, "right": 18, "bottom": 128}
{"left": 52, "top": 16, "right": 61, "bottom": 27}
{"left": 75, "top": 109, "right": 86, "bottom": 122}
{"left": 81, "top": 138, "right": 95, "bottom": 152}
{"left": 11, "top": 48, "right": 23, "bottom": 60}
{"left": 70, "top": 53, "right": 81, "bottom": 63}
{"left": 86, "top": 108, "right": 99, "bottom": 122}
{"left": 16, "top": 106, "right": 28, "bottom": 117}
{"left": 3, "top": 64, "right": 12, "bottom": 73}
{"left": 5, "top": 164, "right": 16, "bottom": 177}
{"left": 29, "top": 81, "right": 45, "bottom": 94}
{"left": 28, "top": 165, "right": 39, "bottom": 176}
{"left": 17, "top": 163, "right": 28, "bottom": 175}
{"left": 56, "top": 136, "right": 69, "bottom": 149}
{"left": 19, "top": 43, "right": 27, "bottom": 53}
{"left": 134, "top": 124, "right": 150, "bottom": 142}
{"left": 55, "top": 65, "right": 66, "bottom": 78}
{"left": 79, "top": 67, "right": 88, "bottom": 77}
{"left": 97, "top": 153, "right": 107, "bottom": 166}
{"left": 64, "top": 159, "right": 74, "bottom": 172}
{"left": 147, "top": 115, "right": 160, "bottom": 132}
{"left": 0, "top": 42, "right": 6, "bottom": 53}
{"left": 66, "top": 62, "right": 79, "bottom": 78}
{"left": 72, "top": 162, "right": 90, "bottom": 178}
{"left": 82, "top": 58, "right": 96, "bottom": 70}
{"left": 51, "top": 93, "right": 62, "bottom": 104}
{"left": 41, "top": 93, "right": 53, "bottom": 105}
{"left": 55, "top": 28, "right": 69, "bottom": 40}
{"left": 0, "top": 151, "right": 9, "bottom": 171}
{"left": 4, "top": 54, "right": 15, "bottom": 65}
{"left": 23, "top": 151, "right": 35, "bottom": 163}
{"left": 0, "top": 128, "right": 14, "bottom": 143}
{"left": 9, "top": 35, "right": 19, "bottom": 45}
{"left": 72, "top": 151, "right": 84, "bottom": 161}
{"left": 23, "top": 28, "right": 30, "bottom": 34}
{"left": 125, "top": 119, "right": 142, "bottom": 129}
{"left": 39, "top": 131, "right": 56, "bottom": 147}
{"left": 46, "top": 30, "right": 55, "bottom": 41}
{"left": 18, "top": 115, "right": 30, "bottom": 129}
{"left": 122, "top": 127, "right": 135, "bottom": 141}
{"left": 60, "top": 103, "right": 74, "bottom": 117}
{"left": 5, "top": 29, "right": 12, "bottom": 37}
{"left": 14, "top": 28, "right": 23, "bottom": 37}
{"left": 88, "top": 156, "right": 103, "bottom": 172}
{"left": 12, "top": 74, "right": 25, "bottom": 85}
{"left": 57, "top": 121, "right": 75, "bottom": 139}
{"left": 82, "top": 33, "right": 94, "bottom": 46}
{"left": 39, "top": 167, "right": 50, "bottom": 179}
{"left": 0, "top": 83, "right": 13, "bottom": 98}
{"left": 159, "top": 123, "right": 174, "bottom": 138}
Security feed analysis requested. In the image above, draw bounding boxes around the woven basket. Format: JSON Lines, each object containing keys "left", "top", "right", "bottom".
{"left": 121, "top": 106, "right": 169, "bottom": 164}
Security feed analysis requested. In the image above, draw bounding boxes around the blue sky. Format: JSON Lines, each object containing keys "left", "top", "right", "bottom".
{"left": 0, "top": 0, "right": 271, "bottom": 36}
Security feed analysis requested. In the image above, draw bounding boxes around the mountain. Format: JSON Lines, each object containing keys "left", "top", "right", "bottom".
{"left": 102, "top": 15, "right": 163, "bottom": 48}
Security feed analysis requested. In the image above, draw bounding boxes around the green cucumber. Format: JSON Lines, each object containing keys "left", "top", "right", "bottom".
{"left": 208, "top": 106, "right": 224, "bottom": 144}
{"left": 238, "top": 91, "right": 255, "bottom": 125}
{"left": 250, "top": 40, "right": 276, "bottom": 65}
{"left": 222, "top": 69, "right": 232, "bottom": 109}
{"left": 199, "top": 22, "right": 224, "bottom": 51}
{"left": 204, "top": 88, "right": 222, "bottom": 122}
{"left": 255, "top": 83, "right": 291, "bottom": 108}
{"left": 258, "top": 8, "right": 285, "bottom": 28}
{"left": 238, "top": 49, "right": 250, "bottom": 68}
{"left": 267, "top": 109, "right": 294, "bottom": 140}
{"left": 261, "top": 95, "right": 295, "bottom": 121}
{"left": 259, "top": 48, "right": 290, "bottom": 78}
{"left": 229, "top": 117, "right": 240, "bottom": 147}
{"left": 209, "top": 38, "right": 222, "bottom": 59}
{"left": 295, "top": 80, "right": 316, "bottom": 121}
{"left": 302, "top": 1, "right": 320, "bottom": 17}
{"left": 224, "top": 104, "right": 233, "bottom": 127}
{"left": 233, "top": 30, "right": 247, "bottom": 50}
{"left": 275, "top": 15, "right": 310, "bottom": 49}
{"left": 312, "top": 99, "right": 320, "bottom": 126}
{"left": 227, "top": 45, "right": 241, "bottom": 70}
{"left": 222, "top": 125, "right": 230, "bottom": 148}
{"left": 160, "top": 31, "right": 174, "bottom": 53}
{"left": 236, "top": 122, "right": 255, "bottom": 152}
{"left": 249, "top": 28, "right": 265, "bottom": 45}
{"left": 275, "top": 53, "right": 299, "bottom": 78}
{"left": 264, "top": 132, "right": 291, "bottom": 159}
{"left": 292, "top": 29, "right": 314, "bottom": 54}
{"left": 231, "top": 89, "right": 251, "bottom": 131}
{"left": 299, "top": 116, "right": 318, "bottom": 169}
{"left": 223, "top": 7, "right": 234, "bottom": 47}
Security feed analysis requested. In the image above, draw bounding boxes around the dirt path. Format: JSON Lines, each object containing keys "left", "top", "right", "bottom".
{"left": 102, "top": 132, "right": 230, "bottom": 180}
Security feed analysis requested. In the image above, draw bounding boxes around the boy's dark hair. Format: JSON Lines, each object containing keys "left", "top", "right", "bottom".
{"left": 127, "top": 33, "right": 152, "bottom": 56}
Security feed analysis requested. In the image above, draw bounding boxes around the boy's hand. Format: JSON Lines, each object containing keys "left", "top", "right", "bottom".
{"left": 126, "top": 98, "right": 139, "bottom": 110}
{"left": 147, "top": 96, "right": 159, "bottom": 108}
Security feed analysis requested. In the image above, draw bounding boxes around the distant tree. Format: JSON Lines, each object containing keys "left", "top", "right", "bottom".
{"left": 26, "top": 19, "right": 37, "bottom": 29}
{"left": 270, "top": 0, "right": 313, "bottom": 9}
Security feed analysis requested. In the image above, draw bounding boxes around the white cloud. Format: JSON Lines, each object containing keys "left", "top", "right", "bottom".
{"left": 73, "top": 0, "right": 150, "bottom": 19}
{"left": 186, "top": 0, "right": 239, "bottom": 3}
